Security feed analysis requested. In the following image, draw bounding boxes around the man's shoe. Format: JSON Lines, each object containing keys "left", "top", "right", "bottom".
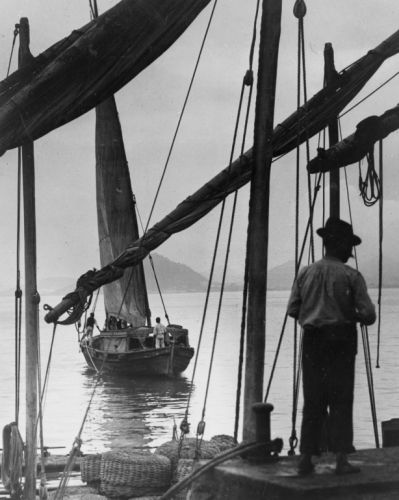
{"left": 297, "top": 455, "right": 314, "bottom": 476}
{"left": 335, "top": 461, "right": 360, "bottom": 475}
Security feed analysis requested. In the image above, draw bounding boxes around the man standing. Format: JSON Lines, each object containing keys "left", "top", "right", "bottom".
{"left": 287, "top": 218, "right": 376, "bottom": 475}
{"left": 153, "top": 317, "right": 167, "bottom": 349}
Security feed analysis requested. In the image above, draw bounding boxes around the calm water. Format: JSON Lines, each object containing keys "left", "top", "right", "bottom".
{"left": 0, "top": 289, "right": 398, "bottom": 456}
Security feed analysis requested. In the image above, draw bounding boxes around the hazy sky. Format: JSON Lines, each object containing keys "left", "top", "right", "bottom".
{"left": 0, "top": 0, "right": 398, "bottom": 297}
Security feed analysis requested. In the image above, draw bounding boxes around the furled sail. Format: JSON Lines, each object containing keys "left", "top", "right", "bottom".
{"left": 0, "top": 0, "right": 211, "bottom": 156}
{"left": 272, "top": 29, "right": 399, "bottom": 156}
{"left": 44, "top": 28, "right": 399, "bottom": 324}
{"left": 308, "top": 104, "right": 399, "bottom": 173}
{"left": 96, "top": 97, "right": 150, "bottom": 327}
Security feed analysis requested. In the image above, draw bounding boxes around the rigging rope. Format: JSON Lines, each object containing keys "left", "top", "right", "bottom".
{"left": 180, "top": 0, "right": 262, "bottom": 454}
{"left": 89, "top": 0, "right": 99, "bottom": 19}
{"left": 54, "top": 358, "right": 106, "bottom": 499}
{"left": 7, "top": 24, "right": 19, "bottom": 77}
{"left": 288, "top": 0, "right": 311, "bottom": 456}
{"left": 376, "top": 139, "right": 383, "bottom": 367}
{"left": 137, "top": 204, "right": 170, "bottom": 325}
{"left": 36, "top": 320, "right": 49, "bottom": 500}
{"left": 233, "top": 255, "right": 249, "bottom": 443}
{"left": 190, "top": 0, "right": 264, "bottom": 454}
{"left": 342, "top": 134, "right": 380, "bottom": 448}
{"left": 148, "top": 254, "right": 170, "bottom": 324}
{"left": 231, "top": 0, "right": 263, "bottom": 446}
{"left": 144, "top": 0, "right": 220, "bottom": 234}
{"left": 339, "top": 71, "right": 399, "bottom": 119}
{"left": 37, "top": 324, "right": 57, "bottom": 426}
{"left": 264, "top": 173, "right": 323, "bottom": 404}
{"left": 15, "top": 148, "right": 22, "bottom": 425}
{"left": 361, "top": 324, "right": 380, "bottom": 447}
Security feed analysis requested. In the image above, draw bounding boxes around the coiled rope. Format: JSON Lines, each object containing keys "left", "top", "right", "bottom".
{"left": 1, "top": 423, "right": 24, "bottom": 499}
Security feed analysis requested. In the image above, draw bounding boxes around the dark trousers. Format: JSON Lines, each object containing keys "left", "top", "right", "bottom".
{"left": 300, "top": 325, "right": 357, "bottom": 455}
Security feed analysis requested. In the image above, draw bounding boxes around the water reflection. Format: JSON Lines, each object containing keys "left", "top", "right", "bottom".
{"left": 80, "top": 370, "right": 193, "bottom": 452}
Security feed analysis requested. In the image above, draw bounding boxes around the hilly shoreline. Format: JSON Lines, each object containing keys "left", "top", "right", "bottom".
{"left": 1, "top": 253, "right": 396, "bottom": 297}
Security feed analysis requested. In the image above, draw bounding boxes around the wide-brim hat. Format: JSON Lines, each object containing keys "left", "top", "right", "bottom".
{"left": 316, "top": 217, "right": 361, "bottom": 246}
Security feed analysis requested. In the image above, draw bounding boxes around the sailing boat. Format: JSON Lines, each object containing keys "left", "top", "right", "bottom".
{"left": 79, "top": 95, "right": 194, "bottom": 376}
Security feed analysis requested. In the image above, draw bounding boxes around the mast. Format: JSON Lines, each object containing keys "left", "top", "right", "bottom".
{"left": 324, "top": 43, "right": 340, "bottom": 217}
{"left": 19, "top": 18, "right": 39, "bottom": 500}
{"left": 243, "top": 0, "right": 281, "bottom": 441}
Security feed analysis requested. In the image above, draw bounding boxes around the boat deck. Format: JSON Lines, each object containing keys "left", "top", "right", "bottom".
{"left": 190, "top": 446, "right": 399, "bottom": 499}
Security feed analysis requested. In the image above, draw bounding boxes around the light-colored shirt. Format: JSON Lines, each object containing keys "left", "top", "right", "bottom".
{"left": 153, "top": 322, "right": 167, "bottom": 338}
{"left": 287, "top": 256, "right": 376, "bottom": 328}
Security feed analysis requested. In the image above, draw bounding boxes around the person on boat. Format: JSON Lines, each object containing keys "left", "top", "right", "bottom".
{"left": 287, "top": 217, "right": 376, "bottom": 476}
{"left": 83, "top": 312, "right": 99, "bottom": 341}
{"left": 153, "top": 317, "right": 167, "bottom": 349}
{"left": 108, "top": 315, "right": 117, "bottom": 330}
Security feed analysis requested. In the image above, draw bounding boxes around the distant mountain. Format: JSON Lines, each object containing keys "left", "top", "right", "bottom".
{"left": 265, "top": 256, "right": 399, "bottom": 290}
{"left": 32, "top": 253, "right": 210, "bottom": 296}
{"left": 143, "top": 253, "right": 209, "bottom": 292}
{"left": 5, "top": 253, "right": 398, "bottom": 298}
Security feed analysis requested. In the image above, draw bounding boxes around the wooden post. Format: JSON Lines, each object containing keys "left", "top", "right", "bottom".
{"left": 19, "top": 18, "right": 39, "bottom": 500}
{"left": 324, "top": 43, "right": 340, "bottom": 218}
{"left": 243, "top": 0, "right": 282, "bottom": 441}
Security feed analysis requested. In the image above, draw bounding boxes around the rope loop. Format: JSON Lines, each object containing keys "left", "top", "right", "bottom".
{"left": 293, "top": 0, "right": 307, "bottom": 19}
{"left": 358, "top": 149, "right": 381, "bottom": 207}
{"left": 288, "top": 430, "right": 298, "bottom": 456}
{"left": 1, "top": 423, "right": 24, "bottom": 499}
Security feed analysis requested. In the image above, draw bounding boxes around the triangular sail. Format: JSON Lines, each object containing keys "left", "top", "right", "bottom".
{"left": 96, "top": 97, "right": 149, "bottom": 327}
{"left": 0, "top": 0, "right": 211, "bottom": 156}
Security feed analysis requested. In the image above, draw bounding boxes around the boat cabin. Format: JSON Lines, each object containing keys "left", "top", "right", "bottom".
{"left": 88, "top": 324, "right": 190, "bottom": 353}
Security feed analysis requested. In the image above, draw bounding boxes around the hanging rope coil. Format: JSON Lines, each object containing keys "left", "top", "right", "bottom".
{"left": 358, "top": 149, "right": 382, "bottom": 206}
{"left": 1, "top": 423, "right": 24, "bottom": 499}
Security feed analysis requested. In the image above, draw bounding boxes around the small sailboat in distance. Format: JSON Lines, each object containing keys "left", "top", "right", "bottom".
{"left": 79, "top": 94, "right": 194, "bottom": 376}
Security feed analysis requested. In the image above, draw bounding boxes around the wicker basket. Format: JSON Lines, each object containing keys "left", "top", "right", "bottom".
{"left": 99, "top": 450, "right": 171, "bottom": 498}
{"left": 48, "top": 488, "right": 106, "bottom": 499}
{"left": 100, "top": 481, "right": 166, "bottom": 499}
{"left": 155, "top": 438, "right": 220, "bottom": 482}
{"left": 171, "top": 458, "right": 195, "bottom": 500}
{"left": 210, "top": 434, "right": 236, "bottom": 452}
{"left": 81, "top": 454, "right": 102, "bottom": 484}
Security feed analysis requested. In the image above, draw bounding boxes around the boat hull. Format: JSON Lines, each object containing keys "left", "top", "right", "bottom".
{"left": 81, "top": 343, "right": 194, "bottom": 376}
